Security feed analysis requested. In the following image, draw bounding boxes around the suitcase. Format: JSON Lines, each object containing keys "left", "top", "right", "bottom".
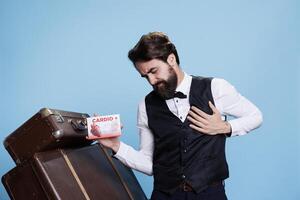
{"left": 4, "top": 108, "right": 93, "bottom": 165}
{"left": 2, "top": 144, "right": 147, "bottom": 200}
{"left": 2, "top": 163, "right": 47, "bottom": 200}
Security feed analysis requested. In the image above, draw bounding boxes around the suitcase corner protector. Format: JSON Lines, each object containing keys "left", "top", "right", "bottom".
{"left": 39, "top": 108, "right": 53, "bottom": 118}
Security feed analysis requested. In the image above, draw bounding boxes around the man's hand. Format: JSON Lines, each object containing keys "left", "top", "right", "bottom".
{"left": 187, "top": 101, "right": 231, "bottom": 135}
{"left": 98, "top": 137, "right": 120, "bottom": 153}
{"left": 92, "top": 113, "right": 121, "bottom": 153}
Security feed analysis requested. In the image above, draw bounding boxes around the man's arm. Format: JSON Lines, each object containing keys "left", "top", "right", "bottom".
{"left": 187, "top": 102, "right": 232, "bottom": 135}
{"left": 187, "top": 78, "right": 263, "bottom": 136}
{"left": 108, "top": 99, "right": 154, "bottom": 175}
{"left": 213, "top": 78, "right": 263, "bottom": 136}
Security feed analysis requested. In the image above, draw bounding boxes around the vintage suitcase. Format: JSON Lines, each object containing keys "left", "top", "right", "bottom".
{"left": 4, "top": 108, "right": 93, "bottom": 165}
{"left": 2, "top": 163, "right": 47, "bottom": 200}
{"left": 2, "top": 144, "right": 147, "bottom": 200}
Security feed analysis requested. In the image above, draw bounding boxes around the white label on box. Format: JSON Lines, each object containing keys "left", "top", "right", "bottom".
{"left": 86, "top": 114, "right": 121, "bottom": 139}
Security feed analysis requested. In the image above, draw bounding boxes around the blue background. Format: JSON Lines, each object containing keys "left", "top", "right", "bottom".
{"left": 0, "top": 0, "right": 299, "bottom": 199}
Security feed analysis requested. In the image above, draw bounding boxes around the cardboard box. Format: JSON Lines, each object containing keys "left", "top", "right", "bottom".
{"left": 86, "top": 114, "right": 121, "bottom": 139}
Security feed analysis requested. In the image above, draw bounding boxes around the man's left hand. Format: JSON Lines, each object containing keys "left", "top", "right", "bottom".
{"left": 187, "top": 101, "right": 231, "bottom": 135}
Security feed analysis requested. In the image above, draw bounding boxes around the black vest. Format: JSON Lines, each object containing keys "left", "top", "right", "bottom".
{"left": 145, "top": 76, "right": 229, "bottom": 194}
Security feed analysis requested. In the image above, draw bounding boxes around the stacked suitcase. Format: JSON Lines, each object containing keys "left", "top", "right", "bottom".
{"left": 2, "top": 108, "right": 147, "bottom": 200}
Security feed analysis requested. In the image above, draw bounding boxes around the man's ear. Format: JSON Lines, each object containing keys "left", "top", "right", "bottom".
{"left": 167, "top": 53, "right": 176, "bottom": 66}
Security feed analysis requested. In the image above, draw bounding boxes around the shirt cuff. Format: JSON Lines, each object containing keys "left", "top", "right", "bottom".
{"left": 225, "top": 124, "right": 232, "bottom": 137}
{"left": 223, "top": 115, "right": 232, "bottom": 137}
{"left": 228, "top": 120, "right": 246, "bottom": 137}
{"left": 114, "top": 141, "right": 129, "bottom": 160}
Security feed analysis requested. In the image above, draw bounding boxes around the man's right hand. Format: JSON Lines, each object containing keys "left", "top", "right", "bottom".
{"left": 92, "top": 113, "right": 121, "bottom": 153}
{"left": 98, "top": 137, "right": 120, "bottom": 154}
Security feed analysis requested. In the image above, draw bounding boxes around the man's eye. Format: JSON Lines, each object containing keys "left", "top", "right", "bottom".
{"left": 151, "top": 69, "right": 157, "bottom": 74}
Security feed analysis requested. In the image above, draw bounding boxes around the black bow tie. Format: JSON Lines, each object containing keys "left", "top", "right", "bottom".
{"left": 173, "top": 91, "right": 187, "bottom": 99}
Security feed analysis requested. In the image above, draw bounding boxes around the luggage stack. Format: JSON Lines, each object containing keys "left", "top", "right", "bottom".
{"left": 2, "top": 108, "right": 147, "bottom": 200}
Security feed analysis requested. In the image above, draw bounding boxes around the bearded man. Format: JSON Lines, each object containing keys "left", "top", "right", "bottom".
{"left": 96, "top": 32, "right": 263, "bottom": 200}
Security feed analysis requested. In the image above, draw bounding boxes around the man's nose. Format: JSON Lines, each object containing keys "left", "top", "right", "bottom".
{"left": 147, "top": 74, "right": 156, "bottom": 86}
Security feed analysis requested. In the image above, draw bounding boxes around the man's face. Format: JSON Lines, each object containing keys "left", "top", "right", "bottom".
{"left": 135, "top": 58, "right": 178, "bottom": 99}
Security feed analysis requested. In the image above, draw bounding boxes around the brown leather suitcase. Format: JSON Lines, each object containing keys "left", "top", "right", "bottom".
{"left": 2, "top": 144, "right": 147, "bottom": 200}
{"left": 2, "top": 163, "right": 47, "bottom": 200}
{"left": 4, "top": 108, "right": 93, "bottom": 165}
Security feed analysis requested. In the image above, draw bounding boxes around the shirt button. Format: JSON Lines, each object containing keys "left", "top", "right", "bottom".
{"left": 184, "top": 149, "right": 187, "bottom": 153}
{"left": 180, "top": 116, "right": 182, "bottom": 119}
{"left": 176, "top": 100, "right": 179, "bottom": 103}
{"left": 182, "top": 174, "right": 186, "bottom": 179}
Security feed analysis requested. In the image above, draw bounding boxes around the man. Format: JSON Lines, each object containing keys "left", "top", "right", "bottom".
{"left": 97, "top": 32, "right": 263, "bottom": 200}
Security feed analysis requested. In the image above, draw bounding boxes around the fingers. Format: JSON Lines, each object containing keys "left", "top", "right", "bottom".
{"left": 187, "top": 107, "right": 208, "bottom": 132}
{"left": 187, "top": 104, "right": 220, "bottom": 136}
{"left": 187, "top": 115, "right": 207, "bottom": 129}
{"left": 208, "top": 101, "right": 219, "bottom": 114}
{"left": 187, "top": 110, "right": 208, "bottom": 125}
{"left": 187, "top": 106, "right": 209, "bottom": 129}
{"left": 190, "top": 106, "right": 210, "bottom": 119}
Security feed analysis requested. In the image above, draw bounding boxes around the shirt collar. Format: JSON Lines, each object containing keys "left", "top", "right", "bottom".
{"left": 176, "top": 72, "right": 192, "bottom": 96}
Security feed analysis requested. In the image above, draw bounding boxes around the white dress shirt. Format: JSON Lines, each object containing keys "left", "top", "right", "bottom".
{"left": 114, "top": 73, "right": 263, "bottom": 176}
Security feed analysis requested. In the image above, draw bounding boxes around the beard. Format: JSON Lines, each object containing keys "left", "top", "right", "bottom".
{"left": 153, "top": 66, "right": 178, "bottom": 100}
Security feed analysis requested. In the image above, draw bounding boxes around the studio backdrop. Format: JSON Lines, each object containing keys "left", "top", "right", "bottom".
{"left": 0, "top": 1, "right": 299, "bottom": 199}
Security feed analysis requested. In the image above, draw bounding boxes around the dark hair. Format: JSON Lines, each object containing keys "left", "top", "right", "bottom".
{"left": 128, "top": 32, "right": 180, "bottom": 65}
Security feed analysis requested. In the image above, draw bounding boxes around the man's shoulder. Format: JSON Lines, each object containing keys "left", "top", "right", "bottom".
{"left": 211, "top": 78, "right": 233, "bottom": 88}
{"left": 191, "top": 75, "right": 214, "bottom": 86}
{"left": 191, "top": 75, "right": 214, "bottom": 81}
{"left": 138, "top": 97, "right": 146, "bottom": 112}
{"left": 192, "top": 76, "right": 232, "bottom": 87}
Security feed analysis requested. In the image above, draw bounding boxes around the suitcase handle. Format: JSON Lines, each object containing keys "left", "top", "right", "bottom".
{"left": 71, "top": 119, "right": 87, "bottom": 131}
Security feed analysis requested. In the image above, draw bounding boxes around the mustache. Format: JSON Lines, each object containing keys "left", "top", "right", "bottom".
{"left": 153, "top": 81, "right": 166, "bottom": 88}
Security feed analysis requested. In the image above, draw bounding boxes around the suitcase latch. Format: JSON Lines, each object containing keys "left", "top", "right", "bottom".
{"left": 71, "top": 119, "right": 87, "bottom": 132}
